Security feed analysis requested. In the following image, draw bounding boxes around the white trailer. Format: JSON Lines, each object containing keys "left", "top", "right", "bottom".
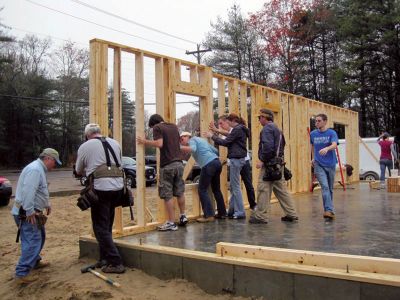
{"left": 337, "top": 137, "right": 395, "bottom": 181}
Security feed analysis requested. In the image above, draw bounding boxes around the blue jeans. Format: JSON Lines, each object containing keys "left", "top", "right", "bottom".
{"left": 228, "top": 158, "right": 246, "bottom": 218}
{"left": 240, "top": 160, "right": 256, "bottom": 209}
{"left": 198, "top": 159, "right": 226, "bottom": 217}
{"left": 14, "top": 215, "right": 45, "bottom": 277}
{"left": 379, "top": 159, "right": 393, "bottom": 183}
{"left": 314, "top": 162, "right": 336, "bottom": 213}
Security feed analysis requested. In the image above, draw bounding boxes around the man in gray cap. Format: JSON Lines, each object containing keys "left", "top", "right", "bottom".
{"left": 250, "top": 109, "right": 298, "bottom": 224}
{"left": 75, "top": 123, "right": 126, "bottom": 273}
{"left": 11, "top": 148, "right": 61, "bottom": 283}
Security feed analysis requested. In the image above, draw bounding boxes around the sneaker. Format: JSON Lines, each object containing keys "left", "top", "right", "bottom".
{"left": 157, "top": 222, "right": 178, "bottom": 231}
{"left": 323, "top": 211, "right": 335, "bottom": 219}
{"left": 232, "top": 214, "right": 246, "bottom": 220}
{"left": 34, "top": 260, "right": 50, "bottom": 269}
{"left": 281, "top": 215, "right": 299, "bottom": 222}
{"left": 15, "top": 274, "right": 39, "bottom": 284}
{"left": 249, "top": 217, "right": 268, "bottom": 224}
{"left": 178, "top": 215, "right": 188, "bottom": 226}
{"left": 94, "top": 259, "right": 107, "bottom": 269}
{"left": 250, "top": 205, "right": 257, "bottom": 211}
{"left": 196, "top": 216, "right": 215, "bottom": 223}
{"left": 101, "top": 264, "right": 126, "bottom": 274}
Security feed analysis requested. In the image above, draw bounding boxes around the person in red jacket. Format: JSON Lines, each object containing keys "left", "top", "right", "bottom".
{"left": 377, "top": 132, "right": 394, "bottom": 188}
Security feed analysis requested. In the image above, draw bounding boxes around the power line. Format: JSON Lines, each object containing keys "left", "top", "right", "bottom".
{"left": 70, "top": 0, "right": 197, "bottom": 45}
{"left": 24, "top": 0, "right": 187, "bottom": 51}
{"left": 0, "top": 94, "right": 198, "bottom": 105}
{"left": 0, "top": 94, "right": 88, "bottom": 105}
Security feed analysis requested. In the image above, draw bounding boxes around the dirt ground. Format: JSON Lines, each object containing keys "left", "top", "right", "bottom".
{"left": 0, "top": 195, "right": 248, "bottom": 300}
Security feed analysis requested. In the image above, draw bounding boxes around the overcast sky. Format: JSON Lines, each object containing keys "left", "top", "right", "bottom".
{"left": 1, "top": 0, "right": 266, "bottom": 119}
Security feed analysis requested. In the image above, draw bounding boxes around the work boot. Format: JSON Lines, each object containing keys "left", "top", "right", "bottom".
{"left": 196, "top": 216, "right": 215, "bottom": 223}
{"left": 281, "top": 215, "right": 299, "bottom": 222}
{"left": 101, "top": 264, "right": 126, "bottom": 274}
{"left": 34, "top": 260, "right": 50, "bottom": 269}
{"left": 214, "top": 214, "right": 226, "bottom": 219}
{"left": 15, "top": 274, "right": 39, "bottom": 284}
{"left": 323, "top": 211, "right": 335, "bottom": 219}
{"left": 94, "top": 259, "right": 107, "bottom": 268}
{"left": 249, "top": 217, "right": 268, "bottom": 224}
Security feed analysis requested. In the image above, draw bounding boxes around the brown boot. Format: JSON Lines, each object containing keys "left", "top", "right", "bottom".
{"left": 323, "top": 211, "right": 335, "bottom": 219}
{"left": 15, "top": 274, "right": 39, "bottom": 284}
{"left": 34, "top": 260, "right": 50, "bottom": 269}
{"left": 196, "top": 216, "right": 215, "bottom": 223}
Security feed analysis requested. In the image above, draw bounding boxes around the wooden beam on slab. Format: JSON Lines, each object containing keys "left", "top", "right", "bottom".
{"left": 216, "top": 242, "right": 400, "bottom": 276}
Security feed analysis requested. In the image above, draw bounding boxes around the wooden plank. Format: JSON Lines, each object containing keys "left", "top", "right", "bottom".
{"left": 89, "top": 41, "right": 108, "bottom": 130}
{"left": 135, "top": 52, "right": 146, "bottom": 227}
{"left": 228, "top": 80, "right": 239, "bottom": 114}
{"left": 239, "top": 83, "right": 249, "bottom": 207}
{"left": 289, "top": 95, "right": 298, "bottom": 192}
{"left": 218, "top": 78, "right": 228, "bottom": 205}
{"left": 216, "top": 242, "right": 400, "bottom": 276}
{"left": 251, "top": 86, "right": 262, "bottom": 193}
{"left": 189, "top": 66, "right": 198, "bottom": 83}
{"left": 112, "top": 48, "right": 123, "bottom": 233}
{"left": 198, "top": 66, "right": 213, "bottom": 133}
{"left": 173, "top": 81, "right": 209, "bottom": 97}
{"left": 155, "top": 58, "right": 166, "bottom": 223}
{"left": 183, "top": 157, "right": 195, "bottom": 181}
{"left": 175, "top": 61, "right": 181, "bottom": 81}
{"left": 281, "top": 93, "right": 292, "bottom": 191}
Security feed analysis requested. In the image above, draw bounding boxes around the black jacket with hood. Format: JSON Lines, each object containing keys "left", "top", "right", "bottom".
{"left": 212, "top": 124, "right": 249, "bottom": 159}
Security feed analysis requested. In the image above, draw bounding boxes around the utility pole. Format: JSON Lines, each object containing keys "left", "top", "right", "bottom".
{"left": 185, "top": 44, "right": 211, "bottom": 64}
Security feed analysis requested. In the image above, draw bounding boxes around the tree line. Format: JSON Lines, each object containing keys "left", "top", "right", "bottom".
{"left": 203, "top": 0, "right": 400, "bottom": 137}
{"left": 0, "top": 26, "right": 137, "bottom": 167}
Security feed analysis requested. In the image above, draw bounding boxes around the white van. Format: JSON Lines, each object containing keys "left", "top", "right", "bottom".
{"left": 337, "top": 137, "right": 395, "bottom": 181}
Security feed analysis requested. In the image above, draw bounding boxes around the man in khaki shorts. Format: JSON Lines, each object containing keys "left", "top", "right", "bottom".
{"left": 137, "top": 114, "right": 187, "bottom": 231}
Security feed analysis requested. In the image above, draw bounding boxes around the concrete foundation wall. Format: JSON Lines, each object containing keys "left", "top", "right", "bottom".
{"left": 79, "top": 240, "right": 400, "bottom": 300}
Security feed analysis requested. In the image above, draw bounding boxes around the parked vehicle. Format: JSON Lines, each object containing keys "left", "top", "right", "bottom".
{"left": 0, "top": 176, "right": 12, "bottom": 206}
{"left": 122, "top": 156, "right": 157, "bottom": 188}
{"left": 337, "top": 137, "right": 396, "bottom": 181}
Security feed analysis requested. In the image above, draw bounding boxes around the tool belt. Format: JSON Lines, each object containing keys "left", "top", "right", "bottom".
{"left": 92, "top": 164, "right": 124, "bottom": 179}
{"left": 16, "top": 207, "right": 48, "bottom": 243}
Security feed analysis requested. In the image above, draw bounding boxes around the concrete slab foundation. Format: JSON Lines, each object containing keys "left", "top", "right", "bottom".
{"left": 80, "top": 183, "right": 400, "bottom": 299}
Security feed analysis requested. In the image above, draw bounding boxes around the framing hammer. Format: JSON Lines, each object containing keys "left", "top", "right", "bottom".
{"left": 80, "top": 264, "right": 121, "bottom": 288}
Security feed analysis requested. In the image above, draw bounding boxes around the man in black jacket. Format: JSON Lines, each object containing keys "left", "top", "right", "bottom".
{"left": 249, "top": 109, "right": 298, "bottom": 224}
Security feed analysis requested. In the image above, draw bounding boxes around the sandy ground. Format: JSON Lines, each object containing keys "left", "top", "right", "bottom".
{"left": 0, "top": 195, "right": 248, "bottom": 300}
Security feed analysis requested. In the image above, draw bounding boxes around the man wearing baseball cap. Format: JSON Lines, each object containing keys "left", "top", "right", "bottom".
{"left": 180, "top": 131, "right": 226, "bottom": 221}
{"left": 12, "top": 147, "right": 61, "bottom": 283}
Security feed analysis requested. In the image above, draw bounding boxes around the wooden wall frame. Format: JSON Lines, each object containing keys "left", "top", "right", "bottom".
{"left": 89, "top": 39, "right": 359, "bottom": 237}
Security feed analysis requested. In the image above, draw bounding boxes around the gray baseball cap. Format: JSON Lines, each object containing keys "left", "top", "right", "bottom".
{"left": 40, "top": 148, "right": 62, "bottom": 166}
